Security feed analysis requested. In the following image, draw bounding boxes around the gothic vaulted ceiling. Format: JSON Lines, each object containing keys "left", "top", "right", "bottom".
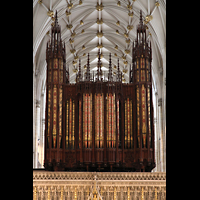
{"left": 33, "top": 0, "right": 166, "bottom": 94}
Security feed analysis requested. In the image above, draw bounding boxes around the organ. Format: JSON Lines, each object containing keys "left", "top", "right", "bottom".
{"left": 44, "top": 10, "right": 155, "bottom": 172}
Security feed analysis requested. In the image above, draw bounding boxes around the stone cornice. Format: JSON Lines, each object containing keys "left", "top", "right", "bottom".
{"left": 33, "top": 171, "right": 166, "bottom": 187}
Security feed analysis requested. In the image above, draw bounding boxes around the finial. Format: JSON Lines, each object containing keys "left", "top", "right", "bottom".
{"left": 117, "top": 58, "right": 121, "bottom": 82}
{"left": 78, "top": 58, "right": 82, "bottom": 81}
{"left": 108, "top": 53, "right": 112, "bottom": 81}
{"left": 86, "top": 53, "right": 90, "bottom": 81}
{"left": 139, "top": 10, "right": 143, "bottom": 25}
{"left": 55, "top": 10, "right": 58, "bottom": 26}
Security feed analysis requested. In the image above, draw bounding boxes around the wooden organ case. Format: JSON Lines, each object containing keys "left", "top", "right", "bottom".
{"left": 44, "top": 10, "right": 155, "bottom": 172}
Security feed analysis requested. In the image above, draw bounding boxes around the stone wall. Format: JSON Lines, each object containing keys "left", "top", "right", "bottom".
{"left": 33, "top": 171, "right": 166, "bottom": 199}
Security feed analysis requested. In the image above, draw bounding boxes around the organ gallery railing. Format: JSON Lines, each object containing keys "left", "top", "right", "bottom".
{"left": 33, "top": 171, "right": 166, "bottom": 199}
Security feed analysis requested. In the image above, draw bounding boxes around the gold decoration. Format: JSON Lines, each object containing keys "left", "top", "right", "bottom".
{"left": 123, "top": 68, "right": 128, "bottom": 73}
{"left": 74, "top": 187, "right": 77, "bottom": 199}
{"left": 68, "top": 3, "right": 73, "bottom": 9}
{"left": 84, "top": 65, "right": 87, "bottom": 69}
{"left": 127, "top": 25, "right": 133, "bottom": 30}
{"left": 126, "top": 38, "right": 130, "bottom": 44}
{"left": 79, "top": 0, "right": 82, "bottom": 5}
{"left": 83, "top": 53, "right": 86, "bottom": 56}
{"left": 97, "top": 30, "right": 103, "bottom": 37}
{"left": 117, "top": 1, "right": 121, "bottom": 6}
{"left": 81, "top": 29, "right": 85, "bottom": 33}
{"left": 38, "top": 0, "right": 42, "bottom": 5}
{"left": 155, "top": 187, "right": 157, "bottom": 200}
{"left": 96, "top": 18, "right": 103, "bottom": 24}
{"left": 113, "top": 72, "right": 116, "bottom": 75}
{"left": 149, "top": 32, "right": 152, "bottom": 36}
{"left": 114, "top": 187, "right": 117, "bottom": 200}
{"left": 114, "top": 65, "right": 117, "bottom": 69}
{"left": 69, "top": 38, "right": 74, "bottom": 44}
{"left": 71, "top": 31, "right": 76, "bottom": 38}
{"left": 116, "top": 21, "right": 120, "bottom": 26}
{"left": 60, "top": 187, "right": 63, "bottom": 200}
{"left": 141, "top": 187, "right": 144, "bottom": 200}
{"left": 73, "top": 68, "right": 78, "bottom": 73}
{"left": 124, "top": 32, "right": 129, "bottom": 38}
{"left": 122, "top": 55, "right": 126, "bottom": 60}
{"left": 66, "top": 24, "right": 73, "bottom": 30}
{"left": 128, "top": 12, "right": 133, "bottom": 17}
{"left": 97, "top": 43, "right": 103, "bottom": 48}
{"left": 51, "top": 22, "right": 54, "bottom": 27}
{"left": 47, "top": 187, "right": 50, "bottom": 200}
{"left": 115, "top": 45, "right": 118, "bottom": 49}
{"left": 128, "top": 187, "right": 130, "bottom": 200}
{"left": 124, "top": 60, "right": 128, "bottom": 65}
{"left": 116, "top": 30, "right": 119, "bottom": 34}
{"left": 127, "top": 3, "right": 132, "bottom": 10}
{"left": 80, "top": 20, "right": 84, "bottom": 25}
{"left": 74, "top": 55, "right": 79, "bottom": 60}
{"left": 125, "top": 49, "right": 130, "bottom": 54}
{"left": 155, "top": 1, "right": 160, "bottom": 7}
{"left": 70, "top": 49, "right": 76, "bottom": 54}
{"left": 66, "top": 10, "right": 71, "bottom": 16}
{"left": 73, "top": 60, "right": 77, "bottom": 65}
{"left": 144, "top": 15, "right": 153, "bottom": 24}
{"left": 96, "top": 2, "right": 103, "bottom": 11}
{"left": 114, "top": 53, "right": 117, "bottom": 57}
{"left": 82, "top": 45, "right": 85, "bottom": 49}
{"left": 47, "top": 10, "right": 54, "bottom": 17}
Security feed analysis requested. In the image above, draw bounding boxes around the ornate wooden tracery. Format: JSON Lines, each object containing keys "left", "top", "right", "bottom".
{"left": 44, "top": 10, "right": 155, "bottom": 172}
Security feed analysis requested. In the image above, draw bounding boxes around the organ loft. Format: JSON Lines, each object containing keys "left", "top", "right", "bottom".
{"left": 44, "top": 10, "right": 155, "bottom": 172}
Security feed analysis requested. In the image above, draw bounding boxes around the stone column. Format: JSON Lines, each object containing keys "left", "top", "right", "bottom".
{"left": 152, "top": 92, "right": 158, "bottom": 172}
{"left": 162, "top": 77, "right": 166, "bottom": 172}
{"left": 35, "top": 100, "right": 40, "bottom": 168}
{"left": 158, "top": 98, "right": 163, "bottom": 171}
{"left": 33, "top": 69, "right": 36, "bottom": 168}
{"left": 39, "top": 91, "right": 45, "bottom": 168}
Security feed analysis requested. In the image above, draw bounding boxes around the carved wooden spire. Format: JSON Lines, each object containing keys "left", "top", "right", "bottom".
{"left": 97, "top": 49, "right": 102, "bottom": 81}
{"left": 86, "top": 53, "right": 90, "bottom": 81}
{"left": 78, "top": 58, "right": 82, "bottom": 82}
{"left": 108, "top": 53, "right": 113, "bottom": 82}
{"left": 117, "top": 58, "right": 121, "bottom": 82}
{"left": 139, "top": 10, "right": 143, "bottom": 26}
{"left": 54, "top": 10, "right": 59, "bottom": 27}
